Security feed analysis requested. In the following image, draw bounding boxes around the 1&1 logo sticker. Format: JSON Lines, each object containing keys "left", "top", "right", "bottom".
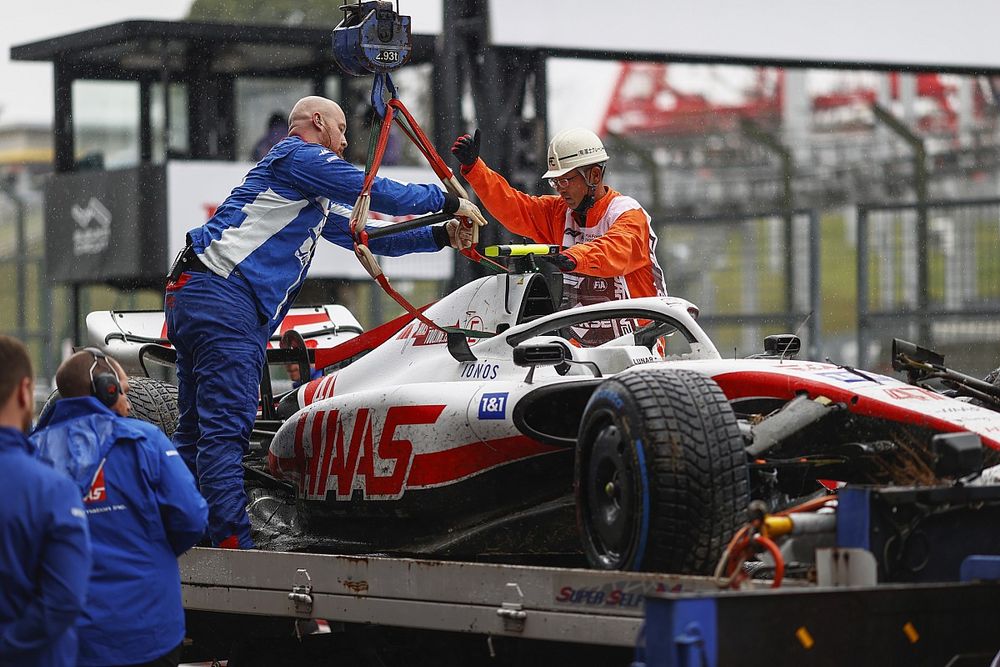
{"left": 478, "top": 392, "right": 508, "bottom": 420}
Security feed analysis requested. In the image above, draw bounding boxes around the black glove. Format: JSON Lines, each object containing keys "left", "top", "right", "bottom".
{"left": 539, "top": 252, "right": 577, "bottom": 272}
{"left": 451, "top": 129, "right": 481, "bottom": 167}
{"left": 431, "top": 223, "right": 451, "bottom": 249}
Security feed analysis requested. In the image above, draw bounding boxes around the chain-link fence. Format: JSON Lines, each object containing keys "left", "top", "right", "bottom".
{"left": 857, "top": 197, "right": 1000, "bottom": 376}
{"left": 19, "top": 172, "right": 1000, "bottom": 384}
{"left": 0, "top": 177, "right": 58, "bottom": 385}
{"left": 654, "top": 209, "right": 821, "bottom": 359}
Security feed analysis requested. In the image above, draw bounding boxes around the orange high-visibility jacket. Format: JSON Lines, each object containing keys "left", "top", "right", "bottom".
{"left": 461, "top": 159, "right": 667, "bottom": 303}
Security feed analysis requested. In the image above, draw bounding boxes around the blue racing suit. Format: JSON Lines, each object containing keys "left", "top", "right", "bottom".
{"left": 0, "top": 426, "right": 90, "bottom": 667}
{"left": 165, "top": 136, "right": 453, "bottom": 547}
{"left": 31, "top": 397, "right": 208, "bottom": 666}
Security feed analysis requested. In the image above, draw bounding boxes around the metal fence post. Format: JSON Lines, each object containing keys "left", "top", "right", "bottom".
{"left": 871, "top": 103, "right": 929, "bottom": 346}
{"left": 808, "top": 209, "right": 821, "bottom": 359}
{"left": 0, "top": 178, "right": 27, "bottom": 343}
{"left": 14, "top": 188, "right": 26, "bottom": 345}
{"left": 739, "top": 119, "right": 795, "bottom": 329}
{"left": 856, "top": 205, "right": 869, "bottom": 368}
{"left": 72, "top": 283, "right": 82, "bottom": 347}
{"left": 606, "top": 133, "right": 663, "bottom": 215}
{"left": 915, "top": 160, "right": 929, "bottom": 347}
{"left": 40, "top": 254, "right": 55, "bottom": 380}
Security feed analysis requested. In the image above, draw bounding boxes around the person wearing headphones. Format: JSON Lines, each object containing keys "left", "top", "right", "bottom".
{"left": 451, "top": 128, "right": 667, "bottom": 346}
{"left": 31, "top": 350, "right": 207, "bottom": 667}
{"left": 0, "top": 336, "right": 91, "bottom": 667}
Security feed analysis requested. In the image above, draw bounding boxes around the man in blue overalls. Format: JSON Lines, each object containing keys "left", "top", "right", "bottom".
{"left": 165, "top": 95, "right": 488, "bottom": 548}
{"left": 0, "top": 336, "right": 90, "bottom": 667}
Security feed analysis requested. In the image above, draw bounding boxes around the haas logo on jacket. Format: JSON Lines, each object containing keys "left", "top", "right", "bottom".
{"left": 84, "top": 460, "right": 107, "bottom": 504}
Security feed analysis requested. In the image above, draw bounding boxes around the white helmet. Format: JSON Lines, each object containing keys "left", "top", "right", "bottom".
{"left": 542, "top": 128, "right": 609, "bottom": 179}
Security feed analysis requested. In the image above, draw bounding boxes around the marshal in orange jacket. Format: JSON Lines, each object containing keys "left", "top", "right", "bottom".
{"left": 462, "top": 159, "right": 665, "bottom": 287}
{"left": 461, "top": 158, "right": 667, "bottom": 345}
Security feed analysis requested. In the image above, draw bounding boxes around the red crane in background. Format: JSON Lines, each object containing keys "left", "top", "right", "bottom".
{"left": 599, "top": 63, "right": 782, "bottom": 137}
{"left": 599, "top": 63, "right": 991, "bottom": 139}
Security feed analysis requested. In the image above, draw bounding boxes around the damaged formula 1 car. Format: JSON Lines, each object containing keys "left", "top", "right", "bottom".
{"left": 85, "top": 247, "right": 1000, "bottom": 576}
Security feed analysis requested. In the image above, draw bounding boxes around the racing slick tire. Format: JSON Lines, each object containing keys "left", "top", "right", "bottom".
{"left": 575, "top": 368, "right": 749, "bottom": 574}
{"left": 37, "top": 376, "right": 179, "bottom": 439}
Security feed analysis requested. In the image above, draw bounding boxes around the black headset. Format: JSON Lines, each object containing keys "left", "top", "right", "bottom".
{"left": 84, "top": 348, "right": 122, "bottom": 409}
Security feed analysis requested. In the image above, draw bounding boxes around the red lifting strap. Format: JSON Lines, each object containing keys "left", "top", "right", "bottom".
{"left": 313, "top": 304, "right": 432, "bottom": 371}
{"left": 348, "top": 85, "right": 503, "bottom": 335}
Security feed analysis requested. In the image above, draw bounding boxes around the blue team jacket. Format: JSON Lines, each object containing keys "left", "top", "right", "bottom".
{"left": 188, "top": 136, "right": 448, "bottom": 328}
{"left": 31, "top": 398, "right": 208, "bottom": 666}
{"left": 0, "top": 426, "right": 90, "bottom": 667}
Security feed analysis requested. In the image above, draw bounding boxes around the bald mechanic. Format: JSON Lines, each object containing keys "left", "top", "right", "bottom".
{"left": 0, "top": 336, "right": 90, "bottom": 667}
{"left": 166, "top": 96, "right": 488, "bottom": 549}
{"left": 32, "top": 350, "right": 207, "bottom": 667}
{"left": 452, "top": 128, "right": 666, "bottom": 346}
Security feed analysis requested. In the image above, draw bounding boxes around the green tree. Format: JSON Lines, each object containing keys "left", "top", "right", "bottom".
{"left": 187, "top": 0, "right": 343, "bottom": 26}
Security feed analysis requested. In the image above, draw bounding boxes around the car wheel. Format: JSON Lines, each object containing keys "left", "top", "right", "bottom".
{"left": 35, "top": 376, "right": 179, "bottom": 439}
{"left": 36, "top": 388, "right": 61, "bottom": 426}
{"left": 575, "top": 368, "right": 749, "bottom": 573}
{"left": 127, "top": 376, "right": 179, "bottom": 438}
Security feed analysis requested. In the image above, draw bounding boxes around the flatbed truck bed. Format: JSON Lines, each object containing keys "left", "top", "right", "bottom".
{"left": 180, "top": 547, "right": 1000, "bottom": 666}
{"left": 180, "top": 547, "right": 724, "bottom": 648}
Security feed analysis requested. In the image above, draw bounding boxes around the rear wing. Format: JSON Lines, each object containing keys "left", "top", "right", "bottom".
{"left": 86, "top": 305, "right": 364, "bottom": 376}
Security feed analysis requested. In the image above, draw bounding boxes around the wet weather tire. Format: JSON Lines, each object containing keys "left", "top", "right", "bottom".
{"left": 127, "top": 377, "right": 179, "bottom": 438}
{"left": 37, "top": 377, "right": 179, "bottom": 439}
{"left": 575, "top": 368, "right": 749, "bottom": 574}
{"left": 36, "top": 389, "right": 61, "bottom": 426}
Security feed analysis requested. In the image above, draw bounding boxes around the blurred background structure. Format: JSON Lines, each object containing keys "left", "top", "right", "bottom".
{"left": 3, "top": 0, "right": 1000, "bottom": 388}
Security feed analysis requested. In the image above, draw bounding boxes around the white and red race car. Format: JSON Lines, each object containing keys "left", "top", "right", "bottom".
{"left": 85, "top": 249, "right": 1000, "bottom": 574}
